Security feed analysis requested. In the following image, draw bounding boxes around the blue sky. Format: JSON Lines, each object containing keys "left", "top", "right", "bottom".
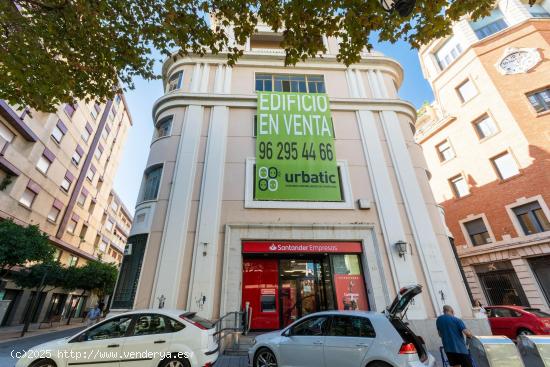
{"left": 113, "top": 41, "right": 435, "bottom": 213}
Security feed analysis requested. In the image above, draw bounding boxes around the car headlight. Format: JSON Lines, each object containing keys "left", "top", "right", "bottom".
{"left": 251, "top": 338, "right": 257, "bottom": 346}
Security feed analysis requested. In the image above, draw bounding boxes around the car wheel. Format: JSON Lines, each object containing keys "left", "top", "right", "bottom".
{"left": 254, "top": 348, "right": 278, "bottom": 367}
{"left": 366, "top": 362, "right": 392, "bottom": 367}
{"left": 159, "top": 357, "right": 190, "bottom": 367}
{"left": 30, "top": 359, "right": 57, "bottom": 367}
{"left": 517, "top": 328, "right": 534, "bottom": 336}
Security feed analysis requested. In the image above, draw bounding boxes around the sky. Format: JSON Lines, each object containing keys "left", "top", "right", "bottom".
{"left": 112, "top": 40, "right": 435, "bottom": 214}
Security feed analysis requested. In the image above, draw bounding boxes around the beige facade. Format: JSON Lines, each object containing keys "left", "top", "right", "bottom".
{"left": 111, "top": 23, "right": 488, "bottom": 352}
{"left": 0, "top": 95, "right": 133, "bottom": 325}
{"left": 417, "top": 0, "right": 550, "bottom": 312}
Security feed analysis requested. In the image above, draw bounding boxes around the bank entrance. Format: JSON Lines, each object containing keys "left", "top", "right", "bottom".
{"left": 242, "top": 241, "right": 368, "bottom": 330}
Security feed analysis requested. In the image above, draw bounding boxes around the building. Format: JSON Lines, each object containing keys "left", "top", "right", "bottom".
{"left": 111, "top": 19, "right": 487, "bottom": 350}
{"left": 0, "top": 95, "right": 133, "bottom": 326}
{"left": 416, "top": 0, "right": 550, "bottom": 311}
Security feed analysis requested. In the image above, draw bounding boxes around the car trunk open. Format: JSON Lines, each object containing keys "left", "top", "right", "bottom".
{"left": 386, "top": 284, "right": 429, "bottom": 363}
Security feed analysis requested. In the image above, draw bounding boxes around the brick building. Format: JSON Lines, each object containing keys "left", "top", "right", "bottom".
{"left": 0, "top": 96, "right": 133, "bottom": 326}
{"left": 416, "top": 0, "right": 550, "bottom": 312}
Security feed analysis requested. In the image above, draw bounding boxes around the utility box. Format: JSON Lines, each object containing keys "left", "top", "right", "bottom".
{"left": 469, "top": 336, "right": 524, "bottom": 367}
{"left": 517, "top": 335, "right": 550, "bottom": 367}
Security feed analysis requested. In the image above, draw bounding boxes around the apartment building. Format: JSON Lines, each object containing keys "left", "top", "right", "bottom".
{"left": 110, "top": 19, "right": 487, "bottom": 351}
{"left": 0, "top": 95, "right": 133, "bottom": 325}
{"left": 416, "top": 0, "right": 550, "bottom": 312}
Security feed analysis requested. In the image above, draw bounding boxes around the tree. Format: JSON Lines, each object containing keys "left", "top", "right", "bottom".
{"left": 64, "top": 259, "right": 119, "bottom": 324}
{"left": 12, "top": 261, "right": 67, "bottom": 293}
{"left": 0, "top": 219, "right": 55, "bottom": 281}
{"left": 1, "top": 0, "right": 536, "bottom": 111}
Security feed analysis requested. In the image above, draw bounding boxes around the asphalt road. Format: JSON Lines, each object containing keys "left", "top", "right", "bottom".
{"left": 0, "top": 327, "right": 86, "bottom": 367}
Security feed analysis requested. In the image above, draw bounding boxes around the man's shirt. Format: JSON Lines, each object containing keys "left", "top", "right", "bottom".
{"left": 436, "top": 314, "right": 469, "bottom": 354}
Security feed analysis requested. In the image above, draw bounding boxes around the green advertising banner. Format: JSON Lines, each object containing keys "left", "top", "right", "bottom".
{"left": 255, "top": 92, "right": 342, "bottom": 201}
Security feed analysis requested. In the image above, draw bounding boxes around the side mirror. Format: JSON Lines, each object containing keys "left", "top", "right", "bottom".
{"left": 282, "top": 329, "right": 291, "bottom": 337}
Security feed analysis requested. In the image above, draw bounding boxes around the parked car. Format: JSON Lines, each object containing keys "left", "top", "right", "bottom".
{"left": 16, "top": 309, "right": 219, "bottom": 367}
{"left": 249, "top": 284, "right": 435, "bottom": 367}
{"left": 485, "top": 305, "right": 550, "bottom": 339}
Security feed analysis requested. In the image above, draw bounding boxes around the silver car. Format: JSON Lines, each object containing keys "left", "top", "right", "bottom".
{"left": 248, "top": 285, "right": 435, "bottom": 367}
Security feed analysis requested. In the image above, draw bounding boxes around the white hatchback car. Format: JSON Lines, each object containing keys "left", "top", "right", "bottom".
{"left": 249, "top": 285, "right": 435, "bottom": 367}
{"left": 16, "top": 309, "right": 218, "bottom": 367}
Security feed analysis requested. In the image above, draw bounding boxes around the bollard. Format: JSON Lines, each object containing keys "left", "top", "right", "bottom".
{"left": 469, "top": 336, "right": 525, "bottom": 367}
{"left": 517, "top": 335, "right": 550, "bottom": 367}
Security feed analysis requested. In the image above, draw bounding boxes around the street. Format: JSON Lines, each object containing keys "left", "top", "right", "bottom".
{"left": 0, "top": 327, "right": 86, "bottom": 367}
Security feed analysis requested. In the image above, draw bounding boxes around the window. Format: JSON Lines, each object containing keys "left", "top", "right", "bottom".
{"left": 155, "top": 116, "right": 173, "bottom": 138}
{"left": 109, "top": 106, "right": 117, "bottom": 121}
{"left": 80, "top": 224, "right": 88, "bottom": 239}
{"left": 68, "top": 255, "right": 78, "bottom": 267}
{"left": 527, "top": 88, "right": 550, "bottom": 113}
{"left": 51, "top": 120, "right": 67, "bottom": 143}
{"left": 470, "top": 8, "right": 508, "bottom": 40}
{"left": 255, "top": 74, "right": 325, "bottom": 93}
{"left": 436, "top": 140, "right": 455, "bottom": 162}
{"left": 77, "top": 189, "right": 88, "bottom": 207}
{"left": 329, "top": 316, "right": 376, "bottom": 338}
{"left": 456, "top": 79, "right": 477, "bottom": 103}
{"left": 435, "top": 37, "right": 463, "bottom": 70}
{"left": 0, "top": 123, "right": 15, "bottom": 143}
{"left": 513, "top": 201, "right": 550, "bottom": 235}
{"left": 77, "top": 316, "right": 132, "bottom": 341}
{"left": 291, "top": 316, "right": 329, "bottom": 336}
{"left": 110, "top": 200, "right": 118, "bottom": 212}
{"left": 72, "top": 145, "right": 84, "bottom": 166}
{"left": 91, "top": 102, "right": 101, "bottom": 120}
{"left": 166, "top": 317, "right": 185, "bottom": 332}
{"left": 36, "top": 153, "right": 53, "bottom": 174}
{"left": 67, "top": 219, "right": 77, "bottom": 234}
{"left": 99, "top": 238, "right": 108, "bottom": 252}
{"left": 142, "top": 165, "right": 162, "bottom": 201}
{"left": 64, "top": 103, "right": 77, "bottom": 118}
{"left": 88, "top": 200, "right": 96, "bottom": 215}
{"left": 102, "top": 125, "right": 110, "bottom": 141}
{"left": 473, "top": 115, "right": 498, "bottom": 139}
{"left": 106, "top": 218, "right": 114, "bottom": 232}
{"left": 48, "top": 205, "right": 61, "bottom": 222}
{"left": 527, "top": 4, "right": 550, "bottom": 18}
{"left": 82, "top": 123, "right": 93, "bottom": 142}
{"left": 87, "top": 165, "right": 96, "bottom": 181}
{"left": 464, "top": 218, "right": 491, "bottom": 246}
{"left": 450, "top": 175, "right": 469, "bottom": 198}
{"left": 488, "top": 308, "right": 521, "bottom": 318}
{"left": 61, "top": 172, "right": 74, "bottom": 192}
{"left": 114, "top": 94, "right": 122, "bottom": 105}
{"left": 19, "top": 188, "right": 37, "bottom": 208}
{"left": 491, "top": 152, "right": 519, "bottom": 180}
{"left": 167, "top": 71, "right": 183, "bottom": 92}
{"left": 95, "top": 144, "right": 103, "bottom": 160}
{"left": 133, "top": 314, "right": 168, "bottom": 336}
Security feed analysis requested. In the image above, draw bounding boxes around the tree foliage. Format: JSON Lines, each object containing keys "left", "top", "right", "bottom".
{"left": 0, "top": 219, "right": 54, "bottom": 278}
{"left": 73, "top": 259, "right": 119, "bottom": 298}
{"left": 0, "top": 0, "right": 536, "bottom": 111}
{"left": 12, "top": 260, "right": 67, "bottom": 292}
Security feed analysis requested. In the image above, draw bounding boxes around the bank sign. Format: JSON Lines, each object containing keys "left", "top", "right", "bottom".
{"left": 255, "top": 92, "right": 342, "bottom": 201}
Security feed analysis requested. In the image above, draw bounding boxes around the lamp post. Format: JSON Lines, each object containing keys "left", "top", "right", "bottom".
{"left": 21, "top": 265, "right": 49, "bottom": 337}
{"left": 380, "top": 0, "right": 417, "bottom": 17}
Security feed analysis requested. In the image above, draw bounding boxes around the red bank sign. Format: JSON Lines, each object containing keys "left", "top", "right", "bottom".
{"left": 242, "top": 241, "right": 362, "bottom": 254}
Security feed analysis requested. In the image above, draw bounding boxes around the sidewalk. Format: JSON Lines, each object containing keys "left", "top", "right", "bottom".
{"left": 0, "top": 319, "right": 86, "bottom": 343}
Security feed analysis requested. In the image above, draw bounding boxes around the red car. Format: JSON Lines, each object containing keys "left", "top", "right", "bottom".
{"left": 485, "top": 305, "right": 550, "bottom": 339}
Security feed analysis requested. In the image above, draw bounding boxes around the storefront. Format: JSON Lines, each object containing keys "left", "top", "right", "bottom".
{"left": 241, "top": 241, "right": 369, "bottom": 330}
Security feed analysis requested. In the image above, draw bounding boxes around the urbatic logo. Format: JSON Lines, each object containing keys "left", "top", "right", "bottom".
{"left": 258, "top": 166, "right": 279, "bottom": 192}
{"left": 269, "top": 244, "right": 278, "bottom": 251}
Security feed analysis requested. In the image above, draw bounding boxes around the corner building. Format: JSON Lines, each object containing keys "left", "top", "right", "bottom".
{"left": 416, "top": 0, "right": 550, "bottom": 311}
{"left": 112, "top": 22, "right": 482, "bottom": 345}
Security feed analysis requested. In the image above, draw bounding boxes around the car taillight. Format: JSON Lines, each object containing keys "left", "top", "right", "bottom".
{"left": 203, "top": 363, "right": 214, "bottom": 367}
{"left": 399, "top": 343, "right": 417, "bottom": 354}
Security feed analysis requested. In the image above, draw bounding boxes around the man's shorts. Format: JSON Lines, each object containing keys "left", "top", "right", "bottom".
{"left": 445, "top": 352, "right": 473, "bottom": 367}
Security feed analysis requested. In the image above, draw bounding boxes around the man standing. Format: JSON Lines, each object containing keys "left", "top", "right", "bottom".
{"left": 86, "top": 304, "right": 101, "bottom": 326}
{"left": 436, "top": 305, "right": 474, "bottom": 367}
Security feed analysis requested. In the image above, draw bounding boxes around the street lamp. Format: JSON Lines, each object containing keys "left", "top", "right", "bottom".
{"left": 380, "top": 0, "right": 417, "bottom": 17}
{"left": 394, "top": 240, "right": 408, "bottom": 258}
